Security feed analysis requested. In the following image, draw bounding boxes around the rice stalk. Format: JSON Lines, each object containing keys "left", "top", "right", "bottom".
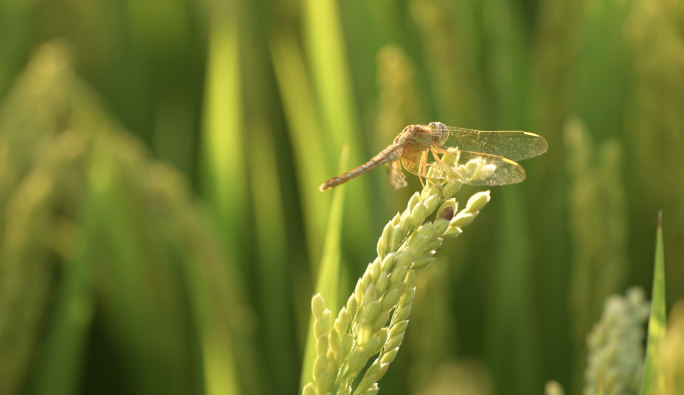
{"left": 302, "top": 150, "right": 493, "bottom": 395}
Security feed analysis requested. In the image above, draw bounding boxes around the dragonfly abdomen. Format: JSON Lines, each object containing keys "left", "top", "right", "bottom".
{"left": 319, "top": 144, "right": 404, "bottom": 191}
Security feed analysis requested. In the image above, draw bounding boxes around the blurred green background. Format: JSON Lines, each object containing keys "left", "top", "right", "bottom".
{"left": 0, "top": 0, "right": 683, "bottom": 394}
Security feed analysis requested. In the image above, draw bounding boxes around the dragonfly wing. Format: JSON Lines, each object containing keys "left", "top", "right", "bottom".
{"left": 444, "top": 127, "right": 548, "bottom": 161}
{"left": 386, "top": 161, "right": 407, "bottom": 189}
{"left": 400, "top": 150, "right": 424, "bottom": 176}
{"left": 438, "top": 150, "right": 526, "bottom": 186}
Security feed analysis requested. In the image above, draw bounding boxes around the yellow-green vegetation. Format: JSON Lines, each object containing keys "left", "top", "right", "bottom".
{"left": 564, "top": 118, "right": 628, "bottom": 389}
{"left": 548, "top": 219, "right": 673, "bottom": 395}
{"left": 1, "top": 0, "right": 683, "bottom": 394}
{"left": 0, "top": 43, "right": 251, "bottom": 395}
{"left": 303, "top": 154, "right": 492, "bottom": 394}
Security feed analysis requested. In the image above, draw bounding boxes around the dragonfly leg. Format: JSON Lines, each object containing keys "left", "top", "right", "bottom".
{"left": 422, "top": 150, "right": 445, "bottom": 192}
{"left": 427, "top": 177, "right": 442, "bottom": 189}
{"left": 431, "top": 147, "right": 447, "bottom": 165}
{"left": 428, "top": 148, "right": 447, "bottom": 197}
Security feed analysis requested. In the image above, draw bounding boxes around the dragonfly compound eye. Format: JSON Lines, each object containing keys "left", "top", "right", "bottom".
{"left": 428, "top": 121, "right": 449, "bottom": 146}
{"left": 428, "top": 122, "right": 448, "bottom": 132}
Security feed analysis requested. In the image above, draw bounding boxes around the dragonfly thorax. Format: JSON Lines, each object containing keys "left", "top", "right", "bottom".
{"left": 397, "top": 124, "right": 433, "bottom": 151}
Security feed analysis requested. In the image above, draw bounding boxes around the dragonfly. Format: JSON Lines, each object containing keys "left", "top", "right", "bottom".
{"left": 319, "top": 122, "right": 548, "bottom": 191}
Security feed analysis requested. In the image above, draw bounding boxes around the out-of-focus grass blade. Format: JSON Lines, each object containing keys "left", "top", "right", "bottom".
{"left": 201, "top": 10, "right": 248, "bottom": 265}
{"left": 486, "top": 188, "right": 541, "bottom": 395}
{"left": 29, "top": 172, "right": 98, "bottom": 395}
{"left": 482, "top": 0, "right": 541, "bottom": 393}
{"left": 123, "top": 0, "right": 192, "bottom": 146}
{"left": 299, "top": 144, "right": 350, "bottom": 391}
{"left": 123, "top": 0, "right": 189, "bottom": 56}
{"left": 268, "top": 29, "right": 334, "bottom": 353}
{"left": 304, "top": 0, "right": 374, "bottom": 264}
{"left": 482, "top": 0, "right": 529, "bottom": 127}
{"left": 199, "top": 10, "right": 244, "bottom": 394}
{"left": 572, "top": 0, "right": 631, "bottom": 142}
{"left": 249, "top": 124, "right": 297, "bottom": 393}
{"left": 176, "top": 212, "right": 241, "bottom": 395}
{"left": 410, "top": 0, "right": 486, "bottom": 126}
{"left": 0, "top": 0, "right": 32, "bottom": 98}
{"left": 267, "top": 28, "right": 330, "bottom": 270}
{"left": 640, "top": 211, "right": 667, "bottom": 395}
{"left": 96, "top": 151, "right": 178, "bottom": 395}
{"left": 200, "top": 325, "right": 240, "bottom": 395}
{"left": 304, "top": 0, "right": 362, "bottom": 155}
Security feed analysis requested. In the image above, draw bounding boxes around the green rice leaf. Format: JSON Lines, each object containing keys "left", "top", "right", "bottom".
{"left": 199, "top": 13, "right": 244, "bottom": 394}
{"left": 249, "top": 126, "right": 297, "bottom": 392}
{"left": 267, "top": 28, "right": 331, "bottom": 269}
{"left": 640, "top": 211, "right": 667, "bottom": 395}
{"left": 304, "top": 0, "right": 374, "bottom": 264}
{"left": 201, "top": 10, "right": 248, "bottom": 265}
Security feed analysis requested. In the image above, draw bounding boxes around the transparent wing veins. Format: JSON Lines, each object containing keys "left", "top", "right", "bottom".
{"left": 439, "top": 126, "right": 548, "bottom": 162}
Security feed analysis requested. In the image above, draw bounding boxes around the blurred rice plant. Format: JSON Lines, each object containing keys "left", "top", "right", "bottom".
{"left": 408, "top": 0, "right": 487, "bottom": 126}
{"left": 374, "top": 45, "right": 424, "bottom": 158}
{"left": 583, "top": 287, "right": 649, "bottom": 395}
{"left": 0, "top": 42, "right": 253, "bottom": 395}
{"left": 564, "top": 118, "right": 628, "bottom": 388}
{"left": 406, "top": 261, "right": 458, "bottom": 391}
{"left": 373, "top": 44, "right": 425, "bottom": 206}
{"left": 624, "top": 0, "right": 684, "bottom": 302}
{"left": 0, "top": 0, "right": 683, "bottom": 394}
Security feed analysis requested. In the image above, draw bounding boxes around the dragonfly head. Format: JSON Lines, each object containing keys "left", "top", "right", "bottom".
{"left": 428, "top": 122, "right": 449, "bottom": 147}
